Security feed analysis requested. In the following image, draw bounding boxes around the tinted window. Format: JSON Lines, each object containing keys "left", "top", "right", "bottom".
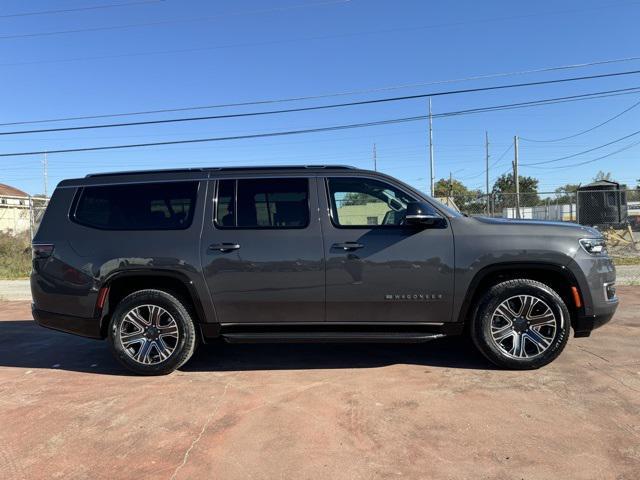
{"left": 216, "top": 180, "right": 235, "bottom": 227}
{"left": 328, "top": 177, "right": 423, "bottom": 227}
{"left": 74, "top": 181, "right": 198, "bottom": 230}
{"left": 215, "top": 178, "right": 309, "bottom": 228}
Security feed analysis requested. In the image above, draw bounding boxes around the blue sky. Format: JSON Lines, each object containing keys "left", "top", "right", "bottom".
{"left": 1, "top": 0, "right": 639, "bottom": 195}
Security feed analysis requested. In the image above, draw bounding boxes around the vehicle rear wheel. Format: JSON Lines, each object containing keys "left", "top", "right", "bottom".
{"left": 108, "top": 289, "right": 197, "bottom": 375}
{"left": 471, "top": 279, "right": 570, "bottom": 369}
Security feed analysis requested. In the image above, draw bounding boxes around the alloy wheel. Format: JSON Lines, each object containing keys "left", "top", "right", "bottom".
{"left": 490, "top": 295, "right": 558, "bottom": 359}
{"left": 118, "top": 304, "right": 179, "bottom": 365}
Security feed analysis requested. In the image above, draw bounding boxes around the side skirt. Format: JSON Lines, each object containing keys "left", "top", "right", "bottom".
{"left": 199, "top": 322, "right": 464, "bottom": 344}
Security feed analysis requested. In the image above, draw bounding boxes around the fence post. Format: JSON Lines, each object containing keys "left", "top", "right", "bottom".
{"left": 28, "top": 196, "right": 33, "bottom": 241}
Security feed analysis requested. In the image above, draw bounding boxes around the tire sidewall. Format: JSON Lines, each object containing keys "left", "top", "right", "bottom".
{"left": 108, "top": 289, "right": 196, "bottom": 375}
{"left": 473, "top": 280, "right": 570, "bottom": 369}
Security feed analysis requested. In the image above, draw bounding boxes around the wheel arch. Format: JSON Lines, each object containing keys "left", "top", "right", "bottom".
{"left": 99, "top": 270, "right": 208, "bottom": 338}
{"left": 457, "top": 262, "right": 589, "bottom": 333}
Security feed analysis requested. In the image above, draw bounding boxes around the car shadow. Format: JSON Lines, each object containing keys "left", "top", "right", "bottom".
{"left": 0, "top": 320, "right": 495, "bottom": 376}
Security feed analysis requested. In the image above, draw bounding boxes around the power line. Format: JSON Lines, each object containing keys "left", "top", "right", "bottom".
{"left": 4, "top": 57, "right": 640, "bottom": 126}
{"left": 0, "top": 0, "right": 351, "bottom": 40}
{"left": 2, "top": 1, "right": 638, "bottom": 42}
{"left": 520, "top": 98, "right": 640, "bottom": 142}
{"left": 523, "top": 139, "right": 640, "bottom": 170}
{"left": 0, "top": 5, "right": 638, "bottom": 71}
{"left": 432, "top": 86, "right": 640, "bottom": 119}
{"left": 0, "top": 116, "right": 429, "bottom": 157}
{"left": 459, "top": 143, "right": 513, "bottom": 181}
{"left": 4, "top": 85, "right": 640, "bottom": 159}
{"left": 0, "top": 0, "right": 163, "bottom": 19}
{"left": 3, "top": 72, "right": 640, "bottom": 137}
{"left": 521, "top": 128, "right": 640, "bottom": 166}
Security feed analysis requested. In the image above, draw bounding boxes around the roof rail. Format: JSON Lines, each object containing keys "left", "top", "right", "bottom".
{"left": 85, "top": 168, "right": 205, "bottom": 178}
{"left": 85, "top": 165, "right": 357, "bottom": 177}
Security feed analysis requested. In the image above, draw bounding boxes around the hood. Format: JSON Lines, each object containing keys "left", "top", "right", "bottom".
{"left": 471, "top": 216, "right": 602, "bottom": 237}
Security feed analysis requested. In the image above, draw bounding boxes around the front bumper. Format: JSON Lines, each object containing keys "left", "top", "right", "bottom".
{"left": 572, "top": 298, "right": 618, "bottom": 338}
{"left": 32, "top": 305, "right": 103, "bottom": 339}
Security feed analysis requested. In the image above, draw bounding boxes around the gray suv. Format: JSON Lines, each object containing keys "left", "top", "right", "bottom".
{"left": 31, "top": 166, "right": 618, "bottom": 375}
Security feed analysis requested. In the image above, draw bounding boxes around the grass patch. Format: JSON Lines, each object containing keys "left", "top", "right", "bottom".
{"left": 0, "top": 232, "right": 31, "bottom": 279}
{"left": 611, "top": 255, "right": 640, "bottom": 266}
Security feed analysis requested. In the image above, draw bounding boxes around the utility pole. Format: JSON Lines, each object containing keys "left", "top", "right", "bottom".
{"left": 428, "top": 98, "right": 435, "bottom": 196}
{"left": 513, "top": 135, "right": 521, "bottom": 219}
{"left": 42, "top": 152, "right": 48, "bottom": 198}
{"left": 449, "top": 171, "right": 453, "bottom": 200}
{"left": 373, "top": 143, "right": 377, "bottom": 171}
{"left": 485, "top": 131, "right": 490, "bottom": 214}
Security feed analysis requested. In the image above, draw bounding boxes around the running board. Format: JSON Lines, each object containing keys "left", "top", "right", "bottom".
{"left": 221, "top": 332, "right": 446, "bottom": 344}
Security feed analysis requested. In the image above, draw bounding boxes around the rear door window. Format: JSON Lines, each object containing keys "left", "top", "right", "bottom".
{"left": 215, "top": 178, "right": 309, "bottom": 229}
{"left": 73, "top": 181, "right": 198, "bottom": 230}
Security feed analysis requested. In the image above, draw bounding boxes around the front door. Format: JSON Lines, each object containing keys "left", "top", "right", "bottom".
{"left": 319, "top": 175, "right": 454, "bottom": 324}
{"left": 201, "top": 176, "right": 325, "bottom": 323}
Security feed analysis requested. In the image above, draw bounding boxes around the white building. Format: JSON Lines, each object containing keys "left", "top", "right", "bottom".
{"left": 0, "top": 183, "right": 47, "bottom": 235}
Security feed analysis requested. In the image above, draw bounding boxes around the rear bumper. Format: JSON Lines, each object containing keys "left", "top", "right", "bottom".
{"left": 572, "top": 299, "right": 618, "bottom": 338}
{"left": 32, "top": 305, "right": 103, "bottom": 339}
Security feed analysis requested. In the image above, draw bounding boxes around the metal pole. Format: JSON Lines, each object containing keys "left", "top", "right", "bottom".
{"left": 513, "top": 135, "right": 521, "bottom": 219}
{"left": 429, "top": 98, "right": 435, "bottom": 196}
{"left": 43, "top": 152, "right": 48, "bottom": 198}
{"left": 485, "top": 131, "right": 490, "bottom": 213}
{"left": 373, "top": 143, "right": 377, "bottom": 172}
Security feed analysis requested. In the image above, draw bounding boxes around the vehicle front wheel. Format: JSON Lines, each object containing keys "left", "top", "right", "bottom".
{"left": 471, "top": 279, "right": 570, "bottom": 369}
{"left": 108, "top": 289, "right": 197, "bottom": 375}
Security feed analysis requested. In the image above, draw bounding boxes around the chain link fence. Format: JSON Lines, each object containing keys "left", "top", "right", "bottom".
{"left": 447, "top": 188, "right": 640, "bottom": 258}
{"left": 0, "top": 195, "right": 49, "bottom": 239}
{"left": 448, "top": 191, "right": 578, "bottom": 221}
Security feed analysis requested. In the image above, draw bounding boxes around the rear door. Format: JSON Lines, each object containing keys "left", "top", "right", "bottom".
{"left": 319, "top": 175, "right": 455, "bottom": 324}
{"left": 201, "top": 175, "right": 325, "bottom": 323}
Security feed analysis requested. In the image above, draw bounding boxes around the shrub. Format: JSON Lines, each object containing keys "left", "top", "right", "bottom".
{"left": 0, "top": 231, "right": 31, "bottom": 279}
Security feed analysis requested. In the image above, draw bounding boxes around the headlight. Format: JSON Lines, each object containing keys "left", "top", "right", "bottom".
{"left": 579, "top": 238, "right": 607, "bottom": 256}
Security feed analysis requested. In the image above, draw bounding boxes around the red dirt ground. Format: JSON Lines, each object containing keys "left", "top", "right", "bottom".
{"left": 0, "top": 288, "right": 638, "bottom": 479}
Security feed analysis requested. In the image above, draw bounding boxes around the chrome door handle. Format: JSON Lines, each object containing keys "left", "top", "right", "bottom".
{"left": 209, "top": 243, "right": 240, "bottom": 252}
{"left": 332, "top": 242, "right": 364, "bottom": 251}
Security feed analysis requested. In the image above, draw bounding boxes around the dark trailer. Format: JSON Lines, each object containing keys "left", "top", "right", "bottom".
{"left": 577, "top": 180, "right": 628, "bottom": 227}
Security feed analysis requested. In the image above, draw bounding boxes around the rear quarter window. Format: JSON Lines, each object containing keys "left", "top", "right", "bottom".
{"left": 72, "top": 181, "right": 199, "bottom": 230}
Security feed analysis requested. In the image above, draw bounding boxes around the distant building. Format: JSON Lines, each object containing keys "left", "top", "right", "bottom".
{"left": 336, "top": 202, "right": 390, "bottom": 225}
{"left": 0, "top": 183, "right": 47, "bottom": 234}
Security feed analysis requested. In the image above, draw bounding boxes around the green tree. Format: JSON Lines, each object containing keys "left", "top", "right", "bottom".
{"left": 593, "top": 171, "right": 613, "bottom": 182}
{"left": 434, "top": 177, "right": 484, "bottom": 213}
{"left": 628, "top": 179, "right": 640, "bottom": 202}
{"left": 340, "top": 192, "right": 372, "bottom": 206}
{"left": 492, "top": 173, "right": 540, "bottom": 208}
{"left": 433, "top": 178, "right": 479, "bottom": 198}
{"left": 554, "top": 183, "right": 580, "bottom": 204}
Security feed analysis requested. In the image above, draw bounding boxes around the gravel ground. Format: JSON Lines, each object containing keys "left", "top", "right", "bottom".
{"left": 615, "top": 264, "right": 640, "bottom": 285}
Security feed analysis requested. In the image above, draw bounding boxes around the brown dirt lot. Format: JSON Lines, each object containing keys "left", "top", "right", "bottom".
{"left": 0, "top": 289, "right": 638, "bottom": 480}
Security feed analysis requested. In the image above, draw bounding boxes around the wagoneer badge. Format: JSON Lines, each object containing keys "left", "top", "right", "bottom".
{"left": 385, "top": 293, "right": 443, "bottom": 301}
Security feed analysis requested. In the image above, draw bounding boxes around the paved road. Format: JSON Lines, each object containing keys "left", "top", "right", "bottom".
{"left": 0, "top": 280, "right": 30, "bottom": 301}
{"left": 0, "top": 288, "right": 638, "bottom": 479}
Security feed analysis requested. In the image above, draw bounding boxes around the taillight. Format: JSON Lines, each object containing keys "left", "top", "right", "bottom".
{"left": 32, "top": 243, "right": 54, "bottom": 259}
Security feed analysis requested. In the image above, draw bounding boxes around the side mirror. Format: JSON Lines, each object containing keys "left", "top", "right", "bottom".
{"left": 405, "top": 202, "right": 442, "bottom": 227}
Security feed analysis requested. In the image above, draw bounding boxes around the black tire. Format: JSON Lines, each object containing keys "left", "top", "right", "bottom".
{"left": 108, "top": 289, "right": 197, "bottom": 375}
{"left": 471, "top": 279, "right": 570, "bottom": 370}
